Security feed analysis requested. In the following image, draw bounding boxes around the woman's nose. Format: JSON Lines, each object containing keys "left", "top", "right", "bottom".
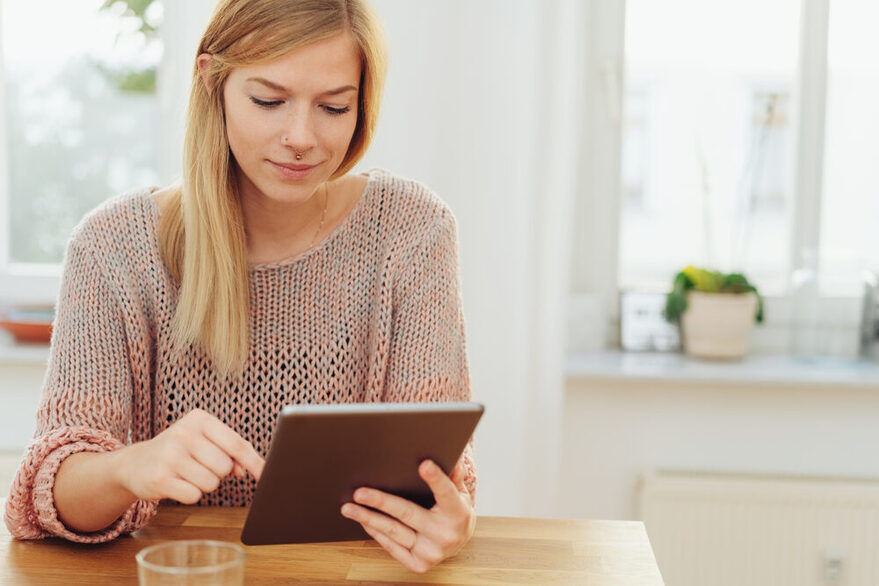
{"left": 280, "top": 108, "right": 317, "bottom": 154}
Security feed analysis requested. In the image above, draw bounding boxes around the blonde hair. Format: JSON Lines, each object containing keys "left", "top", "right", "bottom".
{"left": 158, "top": 0, "right": 387, "bottom": 378}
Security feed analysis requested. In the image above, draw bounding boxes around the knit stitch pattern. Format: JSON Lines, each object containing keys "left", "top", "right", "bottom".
{"left": 4, "top": 169, "right": 475, "bottom": 543}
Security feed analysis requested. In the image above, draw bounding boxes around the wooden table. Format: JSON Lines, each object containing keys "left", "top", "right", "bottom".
{"left": 0, "top": 506, "right": 664, "bottom": 584}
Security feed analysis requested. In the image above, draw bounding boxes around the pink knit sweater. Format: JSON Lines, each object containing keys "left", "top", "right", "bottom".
{"left": 4, "top": 169, "right": 475, "bottom": 543}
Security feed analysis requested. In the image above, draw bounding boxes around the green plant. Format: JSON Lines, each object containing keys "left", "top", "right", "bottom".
{"left": 664, "top": 266, "right": 764, "bottom": 324}
{"left": 96, "top": 0, "right": 161, "bottom": 94}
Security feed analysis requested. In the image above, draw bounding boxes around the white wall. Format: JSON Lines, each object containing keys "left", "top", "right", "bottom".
{"left": 360, "top": 0, "right": 596, "bottom": 517}
{"left": 561, "top": 377, "right": 879, "bottom": 521}
{"left": 0, "top": 361, "right": 44, "bottom": 450}
{"left": 360, "top": 0, "right": 542, "bottom": 516}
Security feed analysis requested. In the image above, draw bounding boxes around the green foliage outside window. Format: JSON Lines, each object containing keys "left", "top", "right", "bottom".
{"left": 97, "top": 0, "right": 161, "bottom": 94}
{"left": 7, "top": 1, "right": 162, "bottom": 263}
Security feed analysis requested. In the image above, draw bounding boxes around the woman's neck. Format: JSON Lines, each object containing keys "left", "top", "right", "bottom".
{"left": 240, "top": 181, "right": 327, "bottom": 264}
{"left": 239, "top": 173, "right": 367, "bottom": 264}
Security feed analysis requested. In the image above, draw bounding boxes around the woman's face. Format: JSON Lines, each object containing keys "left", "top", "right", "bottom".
{"left": 213, "top": 31, "right": 362, "bottom": 206}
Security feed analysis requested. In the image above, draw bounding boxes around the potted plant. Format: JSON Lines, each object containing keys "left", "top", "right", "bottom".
{"left": 664, "top": 266, "right": 764, "bottom": 359}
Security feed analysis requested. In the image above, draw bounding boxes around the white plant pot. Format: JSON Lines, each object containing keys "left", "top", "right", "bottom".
{"left": 681, "top": 291, "right": 758, "bottom": 359}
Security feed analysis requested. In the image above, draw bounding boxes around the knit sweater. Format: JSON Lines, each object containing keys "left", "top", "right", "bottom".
{"left": 4, "top": 168, "right": 475, "bottom": 543}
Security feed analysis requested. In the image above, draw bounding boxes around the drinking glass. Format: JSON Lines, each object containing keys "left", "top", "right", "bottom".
{"left": 136, "top": 540, "right": 245, "bottom": 585}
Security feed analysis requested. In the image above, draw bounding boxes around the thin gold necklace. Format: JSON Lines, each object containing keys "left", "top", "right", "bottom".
{"left": 308, "top": 182, "right": 329, "bottom": 249}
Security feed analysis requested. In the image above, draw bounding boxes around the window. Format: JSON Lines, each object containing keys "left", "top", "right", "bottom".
{"left": 0, "top": 0, "right": 162, "bottom": 301}
{"left": 569, "top": 0, "right": 875, "bottom": 358}
{"left": 619, "top": 0, "right": 801, "bottom": 295}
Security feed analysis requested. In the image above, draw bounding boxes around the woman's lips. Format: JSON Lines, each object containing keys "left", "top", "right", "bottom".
{"left": 269, "top": 160, "right": 317, "bottom": 179}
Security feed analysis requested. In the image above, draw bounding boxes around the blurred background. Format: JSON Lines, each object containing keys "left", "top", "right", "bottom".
{"left": 1, "top": 1, "right": 878, "bottom": 584}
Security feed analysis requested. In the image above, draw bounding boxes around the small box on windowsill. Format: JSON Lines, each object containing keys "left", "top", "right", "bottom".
{"left": 619, "top": 290, "right": 680, "bottom": 352}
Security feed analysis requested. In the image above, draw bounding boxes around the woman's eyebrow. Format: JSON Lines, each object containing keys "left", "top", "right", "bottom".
{"left": 246, "top": 77, "right": 291, "bottom": 93}
{"left": 320, "top": 85, "right": 358, "bottom": 96}
{"left": 245, "top": 77, "right": 357, "bottom": 96}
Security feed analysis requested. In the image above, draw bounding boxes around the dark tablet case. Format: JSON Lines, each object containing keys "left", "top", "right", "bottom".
{"left": 240, "top": 402, "right": 484, "bottom": 545}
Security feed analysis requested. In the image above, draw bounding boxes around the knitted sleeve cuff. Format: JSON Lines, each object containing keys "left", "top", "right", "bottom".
{"left": 5, "top": 427, "right": 158, "bottom": 543}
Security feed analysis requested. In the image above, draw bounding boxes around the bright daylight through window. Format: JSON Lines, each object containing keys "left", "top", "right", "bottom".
{"left": 1, "top": 0, "right": 162, "bottom": 265}
{"left": 620, "top": 0, "right": 801, "bottom": 296}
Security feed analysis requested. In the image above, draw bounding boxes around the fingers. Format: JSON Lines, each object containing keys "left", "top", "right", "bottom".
{"left": 189, "top": 436, "right": 235, "bottom": 479}
{"left": 349, "top": 507, "right": 447, "bottom": 574}
{"left": 176, "top": 455, "right": 222, "bottom": 494}
{"left": 193, "top": 410, "right": 266, "bottom": 481}
{"left": 341, "top": 503, "right": 418, "bottom": 549}
{"left": 342, "top": 460, "right": 477, "bottom": 573}
{"left": 449, "top": 462, "right": 473, "bottom": 508}
{"left": 163, "top": 477, "right": 203, "bottom": 505}
{"left": 361, "top": 525, "right": 432, "bottom": 574}
{"left": 450, "top": 461, "right": 466, "bottom": 491}
{"left": 350, "top": 487, "right": 429, "bottom": 533}
{"left": 419, "top": 460, "right": 466, "bottom": 511}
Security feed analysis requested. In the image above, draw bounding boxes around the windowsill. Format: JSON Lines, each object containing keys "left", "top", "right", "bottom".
{"left": 567, "top": 351, "right": 879, "bottom": 389}
{"left": 6, "top": 339, "right": 879, "bottom": 387}
{"left": 0, "top": 338, "right": 50, "bottom": 366}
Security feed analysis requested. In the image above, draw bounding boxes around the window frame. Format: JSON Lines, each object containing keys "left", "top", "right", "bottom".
{"left": 791, "top": 0, "right": 829, "bottom": 276}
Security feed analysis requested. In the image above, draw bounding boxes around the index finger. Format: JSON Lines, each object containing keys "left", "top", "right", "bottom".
{"left": 199, "top": 414, "right": 265, "bottom": 481}
{"left": 419, "top": 460, "right": 465, "bottom": 511}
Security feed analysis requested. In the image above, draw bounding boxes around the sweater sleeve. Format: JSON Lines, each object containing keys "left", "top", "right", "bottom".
{"left": 382, "top": 206, "right": 477, "bottom": 499}
{"left": 4, "top": 233, "right": 158, "bottom": 543}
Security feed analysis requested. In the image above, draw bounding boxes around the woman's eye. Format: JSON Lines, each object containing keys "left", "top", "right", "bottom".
{"left": 323, "top": 105, "right": 352, "bottom": 116}
{"left": 250, "top": 97, "right": 283, "bottom": 109}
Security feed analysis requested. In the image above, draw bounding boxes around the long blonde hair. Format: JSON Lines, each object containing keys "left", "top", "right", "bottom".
{"left": 158, "top": 0, "right": 387, "bottom": 378}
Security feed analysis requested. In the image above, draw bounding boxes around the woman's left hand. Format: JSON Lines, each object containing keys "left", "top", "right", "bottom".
{"left": 340, "top": 459, "right": 476, "bottom": 574}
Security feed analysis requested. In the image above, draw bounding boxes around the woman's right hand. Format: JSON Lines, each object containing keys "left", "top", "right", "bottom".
{"left": 113, "top": 408, "right": 265, "bottom": 504}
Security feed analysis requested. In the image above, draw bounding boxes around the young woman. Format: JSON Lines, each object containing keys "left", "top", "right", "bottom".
{"left": 4, "top": 0, "right": 476, "bottom": 574}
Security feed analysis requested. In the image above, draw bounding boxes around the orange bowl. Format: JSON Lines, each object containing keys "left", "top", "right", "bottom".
{"left": 0, "top": 320, "right": 53, "bottom": 343}
{"left": 0, "top": 306, "right": 55, "bottom": 344}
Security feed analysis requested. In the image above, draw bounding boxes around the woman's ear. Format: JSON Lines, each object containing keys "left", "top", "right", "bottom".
{"left": 196, "top": 53, "right": 214, "bottom": 93}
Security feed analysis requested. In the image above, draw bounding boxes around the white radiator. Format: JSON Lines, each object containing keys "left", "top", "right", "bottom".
{"left": 638, "top": 471, "right": 879, "bottom": 586}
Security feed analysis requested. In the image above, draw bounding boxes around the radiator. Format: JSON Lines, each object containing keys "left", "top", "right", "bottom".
{"left": 638, "top": 471, "right": 879, "bottom": 586}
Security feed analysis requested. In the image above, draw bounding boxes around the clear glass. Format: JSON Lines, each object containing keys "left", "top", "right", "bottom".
{"left": 620, "top": 0, "right": 801, "bottom": 294}
{"left": 1, "top": 0, "right": 162, "bottom": 264}
{"left": 820, "top": 0, "right": 879, "bottom": 283}
{"left": 136, "top": 540, "right": 245, "bottom": 586}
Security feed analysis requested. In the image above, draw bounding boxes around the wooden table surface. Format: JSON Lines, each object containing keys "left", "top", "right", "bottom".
{"left": 0, "top": 506, "right": 665, "bottom": 585}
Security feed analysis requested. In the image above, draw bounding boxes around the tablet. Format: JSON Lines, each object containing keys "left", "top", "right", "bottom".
{"left": 240, "top": 401, "right": 484, "bottom": 545}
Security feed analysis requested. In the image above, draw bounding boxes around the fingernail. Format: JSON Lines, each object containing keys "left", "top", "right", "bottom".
{"left": 354, "top": 489, "right": 367, "bottom": 502}
{"left": 341, "top": 504, "right": 353, "bottom": 517}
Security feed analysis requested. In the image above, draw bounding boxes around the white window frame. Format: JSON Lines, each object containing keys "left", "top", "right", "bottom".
{"left": 568, "top": 0, "right": 625, "bottom": 352}
{"left": 568, "top": 0, "right": 862, "bottom": 357}
{"left": 791, "top": 0, "right": 828, "bottom": 275}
